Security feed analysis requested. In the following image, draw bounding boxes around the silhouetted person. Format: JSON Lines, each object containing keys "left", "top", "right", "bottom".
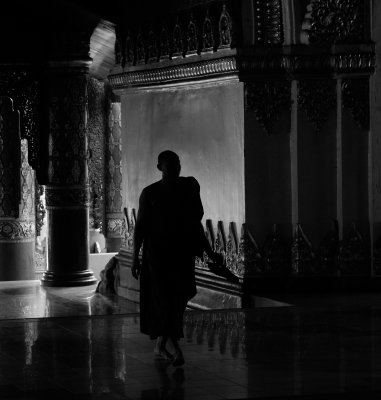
{"left": 132, "top": 150, "right": 219, "bottom": 366}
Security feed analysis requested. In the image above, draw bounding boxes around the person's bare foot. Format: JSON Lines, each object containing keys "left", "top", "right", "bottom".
{"left": 172, "top": 350, "right": 185, "bottom": 367}
{"left": 154, "top": 347, "right": 174, "bottom": 361}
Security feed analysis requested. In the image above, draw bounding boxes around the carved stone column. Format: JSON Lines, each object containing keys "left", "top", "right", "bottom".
{"left": 41, "top": 62, "right": 96, "bottom": 286}
{"left": 0, "top": 97, "right": 35, "bottom": 280}
{"left": 105, "top": 102, "right": 123, "bottom": 252}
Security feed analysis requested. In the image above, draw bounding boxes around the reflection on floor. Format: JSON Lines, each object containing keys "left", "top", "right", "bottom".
{"left": 0, "top": 281, "right": 380, "bottom": 399}
{"left": 0, "top": 281, "right": 138, "bottom": 319}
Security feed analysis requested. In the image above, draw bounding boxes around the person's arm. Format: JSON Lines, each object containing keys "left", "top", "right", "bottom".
{"left": 132, "top": 190, "right": 147, "bottom": 279}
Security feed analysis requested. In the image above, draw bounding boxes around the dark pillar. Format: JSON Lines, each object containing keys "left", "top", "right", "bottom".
{"left": 41, "top": 61, "right": 96, "bottom": 286}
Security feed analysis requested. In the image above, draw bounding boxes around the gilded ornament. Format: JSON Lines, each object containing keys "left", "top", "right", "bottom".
{"left": 307, "top": 0, "right": 365, "bottom": 45}
{"left": 202, "top": 10, "right": 214, "bottom": 52}
{"left": 218, "top": 5, "right": 232, "bottom": 48}
{"left": 225, "top": 222, "right": 239, "bottom": 276}
{"left": 160, "top": 26, "right": 170, "bottom": 59}
{"left": 236, "top": 224, "right": 262, "bottom": 278}
{"left": 172, "top": 19, "right": 184, "bottom": 57}
{"left": 186, "top": 14, "right": 199, "bottom": 55}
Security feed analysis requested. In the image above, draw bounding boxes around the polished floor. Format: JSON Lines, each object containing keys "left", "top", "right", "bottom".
{"left": 0, "top": 281, "right": 381, "bottom": 399}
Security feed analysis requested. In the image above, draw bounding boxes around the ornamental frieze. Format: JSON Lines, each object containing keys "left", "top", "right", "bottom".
{"left": 0, "top": 219, "right": 35, "bottom": 241}
{"left": 45, "top": 186, "right": 89, "bottom": 208}
{"left": 109, "top": 57, "right": 237, "bottom": 89}
{"left": 106, "top": 217, "right": 124, "bottom": 235}
{"left": 291, "top": 223, "right": 317, "bottom": 275}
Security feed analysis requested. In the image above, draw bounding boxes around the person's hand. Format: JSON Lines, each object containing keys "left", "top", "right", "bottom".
{"left": 132, "top": 257, "right": 141, "bottom": 279}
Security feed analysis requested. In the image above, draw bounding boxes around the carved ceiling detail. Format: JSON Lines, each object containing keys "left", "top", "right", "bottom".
{"left": 110, "top": 0, "right": 373, "bottom": 88}
{"left": 303, "top": 0, "right": 366, "bottom": 45}
{"left": 254, "top": 0, "right": 284, "bottom": 45}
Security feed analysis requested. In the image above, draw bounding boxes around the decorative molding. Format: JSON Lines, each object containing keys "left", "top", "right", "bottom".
{"left": 20, "top": 139, "right": 35, "bottom": 221}
{"left": 236, "top": 224, "right": 263, "bottom": 278}
{"left": 109, "top": 57, "right": 237, "bottom": 89}
{"left": 298, "top": 79, "right": 336, "bottom": 132}
{"left": 291, "top": 223, "right": 317, "bottom": 275}
{"left": 45, "top": 185, "right": 89, "bottom": 209}
{"left": 0, "top": 219, "right": 35, "bottom": 241}
{"left": 254, "top": 0, "right": 283, "bottom": 45}
{"left": 306, "top": 0, "right": 366, "bottom": 45}
{"left": 35, "top": 182, "right": 46, "bottom": 237}
{"left": 338, "top": 223, "right": 367, "bottom": 275}
{"left": 107, "top": 217, "right": 124, "bottom": 235}
{"left": 106, "top": 102, "right": 123, "bottom": 213}
{"left": 225, "top": 222, "right": 239, "bottom": 275}
{"left": 215, "top": 220, "right": 226, "bottom": 259}
{"left": 342, "top": 78, "right": 370, "bottom": 131}
{"left": 245, "top": 81, "right": 291, "bottom": 134}
{"left": 195, "top": 219, "right": 214, "bottom": 270}
{"left": 88, "top": 77, "right": 106, "bottom": 231}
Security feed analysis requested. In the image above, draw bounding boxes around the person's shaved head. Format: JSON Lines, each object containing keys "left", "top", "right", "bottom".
{"left": 157, "top": 150, "right": 180, "bottom": 169}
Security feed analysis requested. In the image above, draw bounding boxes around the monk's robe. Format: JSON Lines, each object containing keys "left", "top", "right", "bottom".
{"left": 135, "top": 176, "right": 204, "bottom": 340}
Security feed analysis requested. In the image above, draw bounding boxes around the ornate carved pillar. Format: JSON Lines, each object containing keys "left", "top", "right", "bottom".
{"left": 0, "top": 97, "right": 35, "bottom": 280}
{"left": 105, "top": 102, "right": 123, "bottom": 252}
{"left": 41, "top": 60, "right": 96, "bottom": 286}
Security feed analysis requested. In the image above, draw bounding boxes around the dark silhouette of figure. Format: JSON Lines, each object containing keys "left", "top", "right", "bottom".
{"left": 132, "top": 150, "right": 219, "bottom": 366}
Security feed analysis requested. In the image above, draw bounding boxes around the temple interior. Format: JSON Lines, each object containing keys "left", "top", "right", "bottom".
{"left": 1, "top": 0, "right": 381, "bottom": 398}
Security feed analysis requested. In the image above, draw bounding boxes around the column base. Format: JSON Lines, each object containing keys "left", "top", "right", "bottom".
{"left": 41, "top": 270, "right": 97, "bottom": 287}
